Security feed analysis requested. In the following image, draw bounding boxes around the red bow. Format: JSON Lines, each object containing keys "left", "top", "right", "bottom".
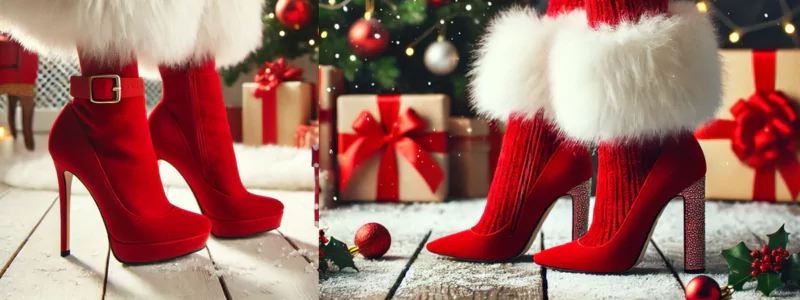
{"left": 338, "top": 99, "right": 447, "bottom": 201}
{"left": 253, "top": 58, "right": 303, "bottom": 97}
{"left": 695, "top": 50, "right": 800, "bottom": 201}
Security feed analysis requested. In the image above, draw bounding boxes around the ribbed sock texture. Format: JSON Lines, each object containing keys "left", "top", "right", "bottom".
{"left": 472, "top": 113, "right": 562, "bottom": 234}
{"left": 578, "top": 139, "right": 661, "bottom": 246}
{"left": 585, "top": 0, "right": 667, "bottom": 27}
{"left": 547, "top": 0, "right": 584, "bottom": 17}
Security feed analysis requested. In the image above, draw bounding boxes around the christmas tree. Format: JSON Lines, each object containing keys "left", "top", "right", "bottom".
{"left": 219, "top": 0, "right": 319, "bottom": 86}
{"left": 319, "top": 0, "right": 536, "bottom": 116}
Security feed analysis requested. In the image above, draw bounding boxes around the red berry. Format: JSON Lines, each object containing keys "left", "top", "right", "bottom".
{"left": 764, "top": 254, "right": 771, "bottom": 262}
{"left": 752, "top": 261, "right": 760, "bottom": 268}
{"left": 752, "top": 270, "right": 760, "bottom": 277}
{"left": 320, "top": 250, "right": 325, "bottom": 257}
{"left": 776, "top": 256, "right": 784, "bottom": 263}
{"left": 764, "top": 245, "right": 771, "bottom": 253}
{"left": 773, "top": 249, "right": 780, "bottom": 256}
{"left": 775, "top": 265, "right": 782, "bottom": 272}
{"left": 752, "top": 250, "right": 760, "bottom": 258}
{"left": 785, "top": 249, "right": 790, "bottom": 256}
{"left": 761, "top": 264, "right": 770, "bottom": 272}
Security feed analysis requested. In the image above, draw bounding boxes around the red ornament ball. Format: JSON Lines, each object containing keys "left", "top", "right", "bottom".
{"left": 428, "top": 0, "right": 449, "bottom": 10}
{"left": 354, "top": 222, "right": 391, "bottom": 259}
{"left": 276, "top": 0, "right": 312, "bottom": 30}
{"left": 348, "top": 18, "right": 389, "bottom": 58}
{"left": 685, "top": 276, "right": 721, "bottom": 300}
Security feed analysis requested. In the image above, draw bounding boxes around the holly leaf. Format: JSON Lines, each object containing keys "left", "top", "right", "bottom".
{"left": 768, "top": 224, "right": 790, "bottom": 251}
{"left": 722, "top": 242, "right": 755, "bottom": 290}
{"left": 756, "top": 272, "right": 783, "bottom": 296}
{"left": 782, "top": 253, "right": 800, "bottom": 283}
{"left": 322, "top": 236, "right": 358, "bottom": 272}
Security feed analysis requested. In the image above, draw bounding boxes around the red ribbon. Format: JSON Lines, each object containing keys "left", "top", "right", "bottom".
{"left": 338, "top": 95, "right": 447, "bottom": 201}
{"left": 253, "top": 58, "right": 303, "bottom": 144}
{"left": 695, "top": 50, "right": 800, "bottom": 201}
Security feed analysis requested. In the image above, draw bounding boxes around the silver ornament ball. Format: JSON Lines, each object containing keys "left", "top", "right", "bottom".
{"left": 424, "top": 40, "right": 459, "bottom": 75}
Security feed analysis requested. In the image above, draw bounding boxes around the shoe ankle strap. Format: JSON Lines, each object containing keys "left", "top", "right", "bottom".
{"left": 70, "top": 75, "right": 145, "bottom": 104}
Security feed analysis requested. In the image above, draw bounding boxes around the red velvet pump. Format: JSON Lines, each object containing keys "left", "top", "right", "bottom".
{"left": 52, "top": 57, "right": 211, "bottom": 264}
{"left": 149, "top": 60, "right": 283, "bottom": 237}
{"left": 425, "top": 115, "right": 592, "bottom": 262}
{"left": 533, "top": 133, "right": 706, "bottom": 273}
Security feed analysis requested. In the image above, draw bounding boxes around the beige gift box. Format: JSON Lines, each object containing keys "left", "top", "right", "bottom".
{"left": 318, "top": 66, "right": 344, "bottom": 209}
{"left": 337, "top": 94, "right": 450, "bottom": 202}
{"left": 699, "top": 50, "right": 800, "bottom": 202}
{"left": 242, "top": 82, "right": 313, "bottom": 146}
{"left": 448, "top": 117, "right": 495, "bottom": 199}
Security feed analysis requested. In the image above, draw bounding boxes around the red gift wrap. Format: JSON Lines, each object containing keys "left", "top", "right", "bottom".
{"left": 337, "top": 94, "right": 450, "bottom": 202}
{"left": 695, "top": 49, "right": 800, "bottom": 202}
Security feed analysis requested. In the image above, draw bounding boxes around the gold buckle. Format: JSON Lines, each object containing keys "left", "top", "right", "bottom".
{"left": 88, "top": 75, "right": 122, "bottom": 104}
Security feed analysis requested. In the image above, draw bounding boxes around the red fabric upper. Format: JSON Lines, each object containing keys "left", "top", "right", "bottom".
{"left": 0, "top": 36, "right": 38, "bottom": 85}
{"left": 585, "top": 0, "right": 667, "bottom": 27}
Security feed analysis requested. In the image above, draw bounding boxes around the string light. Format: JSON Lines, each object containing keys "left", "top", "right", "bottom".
{"left": 729, "top": 32, "right": 740, "bottom": 43}
{"left": 328, "top": 0, "right": 335, "bottom": 4}
{"left": 696, "top": 1, "right": 708, "bottom": 13}
{"left": 349, "top": 55, "right": 357, "bottom": 61}
{"left": 279, "top": 30, "right": 286, "bottom": 37}
{"left": 321, "top": 31, "right": 328, "bottom": 38}
{"left": 405, "top": 47, "right": 414, "bottom": 56}
{"left": 0, "top": 127, "right": 5, "bottom": 138}
{"left": 699, "top": 0, "right": 800, "bottom": 45}
{"left": 268, "top": 13, "right": 275, "bottom": 19}
{"left": 309, "top": 39, "right": 316, "bottom": 46}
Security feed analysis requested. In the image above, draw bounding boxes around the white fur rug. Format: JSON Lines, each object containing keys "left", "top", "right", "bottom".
{"left": 0, "top": 141, "right": 313, "bottom": 193}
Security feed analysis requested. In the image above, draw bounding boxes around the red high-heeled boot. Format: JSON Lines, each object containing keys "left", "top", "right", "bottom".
{"left": 535, "top": 0, "right": 720, "bottom": 273}
{"left": 534, "top": 134, "right": 707, "bottom": 273}
{"left": 51, "top": 56, "right": 211, "bottom": 264}
{"left": 149, "top": 60, "right": 283, "bottom": 237}
{"left": 425, "top": 0, "right": 592, "bottom": 262}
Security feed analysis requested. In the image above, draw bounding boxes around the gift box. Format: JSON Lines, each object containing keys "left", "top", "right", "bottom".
{"left": 242, "top": 59, "right": 314, "bottom": 146}
{"left": 318, "top": 66, "right": 344, "bottom": 208}
{"left": 296, "top": 121, "right": 320, "bottom": 149}
{"left": 447, "top": 117, "right": 504, "bottom": 198}
{"left": 337, "top": 94, "right": 450, "bottom": 202}
{"left": 694, "top": 49, "right": 800, "bottom": 202}
{"left": 226, "top": 106, "right": 243, "bottom": 143}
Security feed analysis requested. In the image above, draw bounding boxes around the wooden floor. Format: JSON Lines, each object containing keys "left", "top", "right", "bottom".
{"left": 0, "top": 182, "right": 318, "bottom": 299}
{"left": 320, "top": 198, "right": 800, "bottom": 300}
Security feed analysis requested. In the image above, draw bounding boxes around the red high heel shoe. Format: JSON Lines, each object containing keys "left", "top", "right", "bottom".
{"left": 149, "top": 60, "right": 283, "bottom": 237}
{"left": 52, "top": 58, "right": 211, "bottom": 264}
{"left": 533, "top": 134, "right": 706, "bottom": 273}
{"left": 425, "top": 115, "right": 593, "bottom": 262}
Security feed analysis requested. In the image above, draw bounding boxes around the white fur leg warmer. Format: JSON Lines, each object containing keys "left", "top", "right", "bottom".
{"left": 468, "top": 7, "right": 585, "bottom": 121}
{"left": 0, "top": 0, "right": 263, "bottom": 70}
{"left": 548, "top": 2, "right": 722, "bottom": 143}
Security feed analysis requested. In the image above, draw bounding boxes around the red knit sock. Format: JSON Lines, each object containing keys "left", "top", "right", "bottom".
{"left": 585, "top": 0, "right": 666, "bottom": 27}
{"left": 472, "top": 112, "right": 562, "bottom": 234}
{"left": 547, "top": 0, "right": 584, "bottom": 17}
{"left": 578, "top": 139, "right": 661, "bottom": 246}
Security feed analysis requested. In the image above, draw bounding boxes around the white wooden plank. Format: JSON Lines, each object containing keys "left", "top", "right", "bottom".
{"left": 0, "top": 189, "right": 58, "bottom": 276}
{"left": 250, "top": 189, "right": 317, "bottom": 264}
{"left": 319, "top": 202, "right": 438, "bottom": 300}
{"left": 652, "top": 200, "right": 800, "bottom": 299}
{"left": 103, "top": 187, "right": 226, "bottom": 300}
{"left": 0, "top": 190, "right": 107, "bottom": 299}
{"left": 393, "top": 198, "right": 545, "bottom": 300}
{"left": 169, "top": 187, "right": 319, "bottom": 300}
{"left": 541, "top": 198, "right": 685, "bottom": 299}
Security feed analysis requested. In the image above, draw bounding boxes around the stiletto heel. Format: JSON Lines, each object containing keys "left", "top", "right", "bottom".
{"left": 680, "top": 176, "right": 706, "bottom": 273}
{"left": 55, "top": 163, "right": 72, "bottom": 257}
{"left": 568, "top": 179, "right": 591, "bottom": 240}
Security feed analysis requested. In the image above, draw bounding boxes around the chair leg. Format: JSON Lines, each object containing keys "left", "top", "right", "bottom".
{"left": 7, "top": 95, "right": 18, "bottom": 140}
{"left": 19, "top": 95, "right": 34, "bottom": 150}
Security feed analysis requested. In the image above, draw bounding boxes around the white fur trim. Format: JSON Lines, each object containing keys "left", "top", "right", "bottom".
{"left": 0, "top": 0, "right": 264, "bottom": 72}
{"left": 192, "top": 0, "right": 265, "bottom": 68}
{"left": 469, "top": 8, "right": 585, "bottom": 121}
{"left": 548, "top": 2, "right": 722, "bottom": 143}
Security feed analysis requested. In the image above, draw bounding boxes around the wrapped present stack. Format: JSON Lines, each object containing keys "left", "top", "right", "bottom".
{"left": 317, "top": 66, "right": 344, "bottom": 208}
{"left": 242, "top": 58, "right": 314, "bottom": 146}
{"left": 447, "top": 117, "right": 504, "bottom": 198}
{"left": 337, "top": 94, "right": 450, "bottom": 202}
{"left": 694, "top": 49, "right": 800, "bottom": 202}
